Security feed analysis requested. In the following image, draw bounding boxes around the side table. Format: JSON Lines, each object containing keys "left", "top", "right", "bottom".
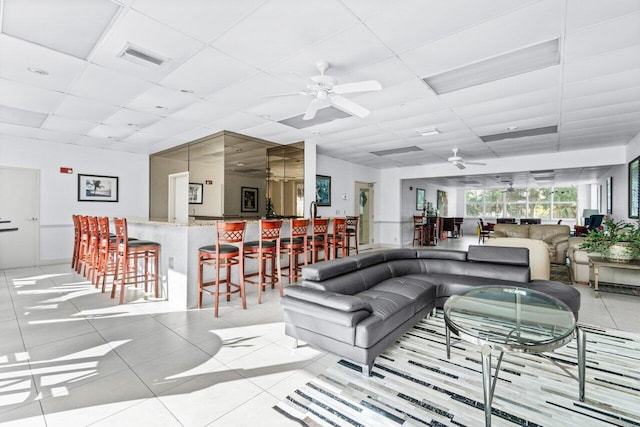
{"left": 588, "top": 256, "right": 640, "bottom": 297}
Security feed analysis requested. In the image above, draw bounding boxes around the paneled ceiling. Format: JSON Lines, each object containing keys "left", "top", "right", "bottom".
{"left": 1, "top": 0, "right": 639, "bottom": 183}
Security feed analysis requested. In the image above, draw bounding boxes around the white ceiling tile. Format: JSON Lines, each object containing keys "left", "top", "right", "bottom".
{"left": 140, "top": 117, "right": 196, "bottom": 137}
{"left": 132, "top": 0, "right": 266, "bottom": 42}
{"left": 0, "top": 122, "right": 41, "bottom": 138}
{"left": 566, "top": 0, "right": 640, "bottom": 33}
{"left": 564, "top": 12, "right": 640, "bottom": 62}
{"left": 0, "top": 34, "right": 86, "bottom": 92}
{"left": 91, "top": 9, "right": 203, "bottom": 81}
{"left": 42, "top": 115, "right": 96, "bottom": 134}
{"left": 0, "top": 78, "right": 64, "bottom": 113}
{"left": 562, "top": 101, "right": 640, "bottom": 122}
{"left": 167, "top": 101, "right": 236, "bottom": 124}
{"left": 120, "top": 131, "right": 160, "bottom": 145}
{"left": 69, "top": 64, "right": 154, "bottom": 106}
{"left": 452, "top": 88, "right": 558, "bottom": 118}
{"left": 563, "top": 69, "right": 640, "bottom": 100}
{"left": 441, "top": 66, "right": 560, "bottom": 107}
{"left": 562, "top": 86, "right": 640, "bottom": 112}
{"left": 363, "top": 0, "right": 536, "bottom": 53}
{"left": 206, "top": 72, "right": 295, "bottom": 109}
{"left": 211, "top": 0, "right": 359, "bottom": 69}
{"left": 173, "top": 126, "right": 220, "bottom": 143}
{"left": 102, "top": 108, "right": 161, "bottom": 129}
{"left": 86, "top": 123, "right": 135, "bottom": 139}
{"left": 160, "top": 47, "right": 258, "bottom": 96}
{"left": 400, "top": 0, "right": 562, "bottom": 77}
{"left": 53, "top": 95, "right": 121, "bottom": 123}
{"left": 563, "top": 45, "right": 640, "bottom": 83}
{"left": 36, "top": 127, "right": 83, "bottom": 144}
{"left": 125, "top": 85, "right": 199, "bottom": 115}
{"left": 2, "top": 0, "right": 121, "bottom": 59}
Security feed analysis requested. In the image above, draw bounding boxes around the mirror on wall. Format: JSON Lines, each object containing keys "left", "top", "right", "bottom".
{"left": 149, "top": 131, "right": 304, "bottom": 221}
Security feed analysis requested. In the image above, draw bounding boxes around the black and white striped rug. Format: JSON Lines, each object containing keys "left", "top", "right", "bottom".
{"left": 274, "top": 315, "right": 640, "bottom": 426}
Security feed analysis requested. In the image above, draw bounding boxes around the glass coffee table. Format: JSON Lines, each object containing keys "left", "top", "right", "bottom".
{"left": 443, "top": 286, "right": 586, "bottom": 426}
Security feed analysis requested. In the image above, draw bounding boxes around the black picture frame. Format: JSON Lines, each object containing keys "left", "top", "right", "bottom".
{"left": 630, "top": 155, "right": 640, "bottom": 219}
{"left": 605, "top": 177, "right": 612, "bottom": 215}
{"left": 241, "top": 187, "right": 258, "bottom": 212}
{"left": 316, "top": 175, "right": 331, "bottom": 206}
{"left": 189, "top": 183, "right": 203, "bottom": 204}
{"left": 416, "top": 188, "right": 425, "bottom": 210}
{"left": 78, "top": 174, "right": 118, "bottom": 202}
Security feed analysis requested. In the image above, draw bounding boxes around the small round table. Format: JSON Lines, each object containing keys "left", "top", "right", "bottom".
{"left": 444, "top": 286, "right": 586, "bottom": 426}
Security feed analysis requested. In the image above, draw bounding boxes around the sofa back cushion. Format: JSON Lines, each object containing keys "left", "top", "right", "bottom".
{"left": 493, "top": 224, "right": 530, "bottom": 238}
{"left": 529, "top": 224, "right": 570, "bottom": 242}
{"left": 465, "top": 245, "right": 531, "bottom": 282}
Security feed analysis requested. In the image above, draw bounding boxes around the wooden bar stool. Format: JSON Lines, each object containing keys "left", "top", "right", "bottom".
{"left": 280, "top": 218, "right": 309, "bottom": 284}
{"left": 345, "top": 216, "right": 359, "bottom": 255}
{"left": 95, "top": 217, "right": 117, "bottom": 293}
{"left": 412, "top": 215, "right": 424, "bottom": 246}
{"left": 71, "top": 215, "right": 81, "bottom": 271}
{"left": 308, "top": 218, "right": 329, "bottom": 263}
{"left": 76, "top": 215, "right": 91, "bottom": 274}
{"left": 112, "top": 218, "right": 161, "bottom": 304}
{"left": 244, "top": 219, "right": 283, "bottom": 304}
{"left": 328, "top": 217, "right": 347, "bottom": 259}
{"left": 86, "top": 216, "right": 100, "bottom": 284}
{"left": 198, "top": 221, "right": 246, "bottom": 317}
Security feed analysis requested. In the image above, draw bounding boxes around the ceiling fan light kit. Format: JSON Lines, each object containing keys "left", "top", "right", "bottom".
{"left": 447, "top": 148, "right": 487, "bottom": 170}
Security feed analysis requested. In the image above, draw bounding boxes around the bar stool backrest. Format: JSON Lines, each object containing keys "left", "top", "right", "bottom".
{"left": 311, "top": 218, "right": 329, "bottom": 236}
{"left": 113, "top": 217, "right": 129, "bottom": 249}
{"left": 216, "top": 221, "right": 246, "bottom": 248}
{"left": 413, "top": 215, "right": 424, "bottom": 227}
{"left": 290, "top": 218, "right": 309, "bottom": 239}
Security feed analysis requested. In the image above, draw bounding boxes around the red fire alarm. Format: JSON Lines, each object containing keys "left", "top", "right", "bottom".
{"left": 205, "top": 180, "right": 213, "bottom": 185}
{"left": 60, "top": 167, "right": 73, "bottom": 174}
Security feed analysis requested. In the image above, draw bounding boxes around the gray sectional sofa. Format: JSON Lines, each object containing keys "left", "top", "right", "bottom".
{"left": 281, "top": 246, "right": 580, "bottom": 375}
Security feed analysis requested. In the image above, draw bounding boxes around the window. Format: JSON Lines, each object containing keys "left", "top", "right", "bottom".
{"left": 464, "top": 186, "right": 577, "bottom": 220}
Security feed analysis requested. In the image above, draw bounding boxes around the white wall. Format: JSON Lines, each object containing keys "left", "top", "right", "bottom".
{"left": 0, "top": 136, "right": 149, "bottom": 263}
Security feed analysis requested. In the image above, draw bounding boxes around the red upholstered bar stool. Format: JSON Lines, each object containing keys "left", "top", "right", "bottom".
{"left": 308, "top": 218, "right": 329, "bottom": 263}
{"left": 345, "top": 216, "right": 359, "bottom": 255}
{"left": 243, "top": 220, "right": 283, "bottom": 304}
{"left": 112, "top": 218, "right": 161, "bottom": 304}
{"left": 327, "top": 217, "right": 347, "bottom": 259}
{"left": 198, "top": 221, "right": 246, "bottom": 317}
{"left": 280, "top": 218, "right": 309, "bottom": 284}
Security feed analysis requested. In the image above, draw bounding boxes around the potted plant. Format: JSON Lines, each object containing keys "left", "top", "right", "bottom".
{"left": 579, "top": 219, "right": 640, "bottom": 263}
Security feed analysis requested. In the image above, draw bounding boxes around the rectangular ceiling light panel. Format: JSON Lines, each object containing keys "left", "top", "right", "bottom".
{"left": 371, "top": 146, "right": 423, "bottom": 156}
{"left": 0, "top": 105, "right": 48, "bottom": 127}
{"left": 2, "top": 0, "right": 122, "bottom": 59}
{"left": 480, "top": 125, "right": 558, "bottom": 143}
{"left": 424, "top": 39, "right": 560, "bottom": 94}
{"left": 278, "top": 106, "right": 350, "bottom": 129}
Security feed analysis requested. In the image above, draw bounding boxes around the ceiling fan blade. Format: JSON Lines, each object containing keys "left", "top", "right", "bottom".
{"left": 261, "top": 91, "right": 308, "bottom": 98}
{"left": 329, "top": 95, "right": 370, "bottom": 118}
{"left": 453, "top": 162, "right": 466, "bottom": 170}
{"left": 332, "top": 80, "right": 382, "bottom": 94}
{"left": 303, "top": 98, "right": 327, "bottom": 120}
{"left": 464, "top": 161, "right": 487, "bottom": 166}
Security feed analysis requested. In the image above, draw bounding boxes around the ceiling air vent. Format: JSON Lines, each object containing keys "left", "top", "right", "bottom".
{"left": 119, "top": 43, "right": 168, "bottom": 68}
{"left": 480, "top": 125, "right": 558, "bottom": 143}
{"left": 371, "top": 146, "right": 423, "bottom": 156}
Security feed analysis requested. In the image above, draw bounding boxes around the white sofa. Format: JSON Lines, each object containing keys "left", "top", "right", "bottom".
{"left": 485, "top": 237, "right": 550, "bottom": 280}
{"left": 567, "top": 237, "right": 640, "bottom": 286}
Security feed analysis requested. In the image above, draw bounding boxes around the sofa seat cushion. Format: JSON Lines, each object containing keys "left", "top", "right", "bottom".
{"left": 527, "top": 280, "right": 581, "bottom": 318}
{"left": 354, "top": 286, "right": 415, "bottom": 348}
{"left": 368, "top": 277, "right": 437, "bottom": 313}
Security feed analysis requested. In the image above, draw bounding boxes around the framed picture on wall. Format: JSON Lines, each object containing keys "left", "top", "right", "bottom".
{"left": 78, "top": 174, "right": 118, "bottom": 202}
{"left": 416, "top": 188, "right": 425, "bottom": 210}
{"left": 241, "top": 187, "right": 258, "bottom": 212}
{"left": 189, "top": 183, "right": 203, "bottom": 204}
{"left": 630, "top": 155, "right": 640, "bottom": 218}
{"left": 316, "top": 175, "right": 331, "bottom": 206}
{"left": 437, "top": 189, "right": 448, "bottom": 216}
{"left": 606, "top": 177, "right": 612, "bottom": 215}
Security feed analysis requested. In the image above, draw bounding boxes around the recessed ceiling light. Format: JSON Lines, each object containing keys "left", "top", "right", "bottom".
{"left": 507, "top": 125, "right": 519, "bottom": 131}
{"left": 259, "top": 114, "right": 271, "bottom": 119}
{"left": 417, "top": 128, "right": 440, "bottom": 136}
{"left": 155, "top": 105, "right": 168, "bottom": 110}
{"left": 180, "top": 89, "right": 194, "bottom": 94}
{"left": 127, "top": 123, "right": 138, "bottom": 127}
{"left": 27, "top": 67, "right": 49, "bottom": 76}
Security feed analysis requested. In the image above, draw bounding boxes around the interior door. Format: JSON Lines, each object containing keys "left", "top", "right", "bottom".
{"left": 355, "top": 181, "right": 374, "bottom": 250}
{"left": 168, "top": 172, "right": 189, "bottom": 223}
{"left": 0, "top": 167, "right": 40, "bottom": 269}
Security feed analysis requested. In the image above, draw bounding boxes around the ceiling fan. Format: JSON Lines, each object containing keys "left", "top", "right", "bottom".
{"left": 266, "top": 60, "right": 382, "bottom": 120}
{"left": 502, "top": 182, "right": 516, "bottom": 192}
{"left": 447, "top": 149, "right": 487, "bottom": 170}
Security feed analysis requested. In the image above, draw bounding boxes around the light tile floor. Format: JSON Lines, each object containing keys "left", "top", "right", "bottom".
{"left": 1, "top": 238, "right": 638, "bottom": 425}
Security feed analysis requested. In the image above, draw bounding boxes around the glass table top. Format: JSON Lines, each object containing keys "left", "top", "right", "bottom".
{"left": 444, "top": 286, "right": 576, "bottom": 354}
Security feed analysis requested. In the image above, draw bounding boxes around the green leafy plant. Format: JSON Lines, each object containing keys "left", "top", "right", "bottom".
{"left": 579, "top": 219, "right": 640, "bottom": 259}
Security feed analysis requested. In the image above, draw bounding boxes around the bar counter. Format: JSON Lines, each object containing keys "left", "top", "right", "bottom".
{"left": 127, "top": 219, "right": 291, "bottom": 309}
